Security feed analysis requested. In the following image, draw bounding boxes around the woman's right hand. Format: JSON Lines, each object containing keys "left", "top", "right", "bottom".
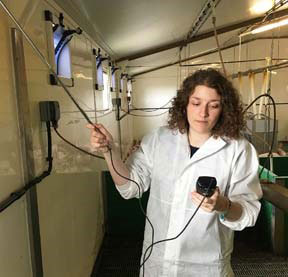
{"left": 87, "top": 123, "right": 113, "bottom": 153}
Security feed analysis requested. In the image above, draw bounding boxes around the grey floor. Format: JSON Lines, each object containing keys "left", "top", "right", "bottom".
{"left": 92, "top": 235, "right": 288, "bottom": 277}
{"left": 92, "top": 235, "right": 142, "bottom": 277}
{"left": 232, "top": 239, "right": 288, "bottom": 277}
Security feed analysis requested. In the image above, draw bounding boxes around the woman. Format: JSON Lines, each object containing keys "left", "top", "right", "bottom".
{"left": 88, "top": 68, "right": 262, "bottom": 276}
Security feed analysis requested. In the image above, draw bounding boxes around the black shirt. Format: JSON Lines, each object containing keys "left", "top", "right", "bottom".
{"left": 190, "top": 145, "right": 199, "bottom": 158}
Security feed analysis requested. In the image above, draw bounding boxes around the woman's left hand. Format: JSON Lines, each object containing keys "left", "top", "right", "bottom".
{"left": 190, "top": 187, "right": 228, "bottom": 213}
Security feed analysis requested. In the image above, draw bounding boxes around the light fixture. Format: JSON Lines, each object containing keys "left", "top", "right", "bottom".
{"left": 240, "top": 16, "right": 288, "bottom": 37}
{"left": 250, "top": 0, "right": 275, "bottom": 15}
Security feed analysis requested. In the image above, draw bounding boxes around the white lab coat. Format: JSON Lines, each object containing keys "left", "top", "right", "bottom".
{"left": 116, "top": 126, "right": 262, "bottom": 277}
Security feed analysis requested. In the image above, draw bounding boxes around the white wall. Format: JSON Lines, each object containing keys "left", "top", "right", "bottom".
{"left": 0, "top": 0, "right": 133, "bottom": 276}
{"left": 132, "top": 66, "right": 178, "bottom": 140}
{"left": 0, "top": 3, "right": 33, "bottom": 277}
{"left": 131, "top": 37, "right": 288, "bottom": 142}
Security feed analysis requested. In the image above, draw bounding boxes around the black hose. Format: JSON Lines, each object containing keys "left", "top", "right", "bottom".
{"left": 0, "top": 121, "right": 53, "bottom": 213}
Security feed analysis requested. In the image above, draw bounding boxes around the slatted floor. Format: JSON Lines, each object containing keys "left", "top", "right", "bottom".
{"left": 92, "top": 235, "right": 288, "bottom": 277}
{"left": 91, "top": 235, "right": 142, "bottom": 277}
{"left": 232, "top": 239, "right": 288, "bottom": 277}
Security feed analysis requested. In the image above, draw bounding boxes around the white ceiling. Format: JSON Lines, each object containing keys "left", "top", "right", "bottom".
{"left": 55, "top": 0, "right": 288, "bottom": 76}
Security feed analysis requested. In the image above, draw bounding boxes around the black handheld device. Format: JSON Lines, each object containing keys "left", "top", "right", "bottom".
{"left": 196, "top": 176, "right": 217, "bottom": 197}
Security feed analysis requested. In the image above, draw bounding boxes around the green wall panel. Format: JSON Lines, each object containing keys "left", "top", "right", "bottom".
{"left": 102, "top": 171, "right": 149, "bottom": 236}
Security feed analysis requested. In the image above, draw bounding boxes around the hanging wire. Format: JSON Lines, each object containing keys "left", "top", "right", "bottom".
{"left": 53, "top": 127, "right": 105, "bottom": 160}
{"left": 131, "top": 98, "right": 173, "bottom": 111}
{"left": 233, "top": 46, "right": 236, "bottom": 74}
{"left": 238, "top": 36, "right": 242, "bottom": 73}
{"left": 211, "top": 2, "right": 227, "bottom": 76}
{"left": 141, "top": 195, "right": 206, "bottom": 276}
{"left": 126, "top": 111, "right": 169, "bottom": 117}
{"left": 244, "top": 94, "right": 276, "bottom": 179}
{"left": 95, "top": 110, "right": 114, "bottom": 118}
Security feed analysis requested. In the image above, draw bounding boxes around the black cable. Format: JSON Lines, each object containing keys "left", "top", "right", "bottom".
{"left": 108, "top": 149, "right": 155, "bottom": 266}
{"left": 0, "top": 121, "right": 53, "bottom": 213}
{"left": 53, "top": 120, "right": 156, "bottom": 272}
{"left": 140, "top": 177, "right": 215, "bottom": 276}
{"left": 55, "top": 29, "right": 80, "bottom": 56}
{"left": 54, "top": 34, "right": 66, "bottom": 56}
{"left": 139, "top": 94, "right": 276, "bottom": 274}
{"left": 52, "top": 119, "right": 156, "bottom": 271}
{"left": 141, "top": 196, "right": 206, "bottom": 276}
{"left": 48, "top": 81, "right": 275, "bottom": 276}
{"left": 56, "top": 115, "right": 201, "bottom": 275}
{"left": 53, "top": 126, "right": 104, "bottom": 160}
{"left": 243, "top": 93, "right": 276, "bottom": 179}
{"left": 50, "top": 91, "right": 276, "bottom": 275}
{"left": 53, "top": 124, "right": 155, "bottom": 274}
{"left": 59, "top": 93, "right": 274, "bottom": 275}
{"left": 43, "top": 81, "right": 276, "bottom": 276}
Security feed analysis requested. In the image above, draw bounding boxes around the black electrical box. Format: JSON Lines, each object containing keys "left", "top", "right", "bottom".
{"left": 39, "top": 101, "right": 60, "bottom": 123}
{"left": 112, "top": 97, "right": 121, "bottom": 107}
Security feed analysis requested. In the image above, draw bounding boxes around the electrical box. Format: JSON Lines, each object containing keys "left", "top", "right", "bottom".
{"left": 39, "top": 101, "right": 60, "bottom": 123}
{"left": 112, "top": 97, "right": 121, "bottom": 107}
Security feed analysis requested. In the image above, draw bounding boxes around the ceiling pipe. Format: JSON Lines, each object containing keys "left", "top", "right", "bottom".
{"left": 116, "top": 8, "right": 288, "bottom": 63}
{"left": 229, "top": 59, "right": 288, "bottom": 79}
{"left": 179, "top": 58, "right": 288, "bottom": 66}
{"left": 131, "top": 36, "right": 288, "bottom": 77}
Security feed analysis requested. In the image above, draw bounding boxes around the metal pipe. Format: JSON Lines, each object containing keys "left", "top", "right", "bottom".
{"left": 131, "top": 36, "right": 288, "bottom": 77}
{"left": 230, "top": 60, "right": 288, "bottom": 78}
{"left": 261, "top": 182, "right": 288, "bottom": 213}
{"left": 179, "top": 58, "right": 288, "bottom": 66}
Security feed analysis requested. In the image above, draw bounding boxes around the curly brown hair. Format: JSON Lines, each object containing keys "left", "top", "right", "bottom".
{"left": 168, "top": 68, "right": 245, "bottom": 139}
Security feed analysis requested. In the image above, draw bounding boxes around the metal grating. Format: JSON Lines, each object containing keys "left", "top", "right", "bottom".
{"left": 232, "top": 262, "right": 288, "bottom": 277}
{"left": 92, "top": 235, "right": 142, "bottom": 277}
{"left": 92, "top": 235, "right": 288, "bottom": 276}
{"left": 232, "top": 239, "right": 288, "bottom": 277}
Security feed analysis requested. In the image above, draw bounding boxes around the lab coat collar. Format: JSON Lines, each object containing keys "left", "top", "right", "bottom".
{"left": 179, "top": 132, "right": 228, "bottom": 164}
{"left": 193, "top": 135, "right": 228, "bottom": 162}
